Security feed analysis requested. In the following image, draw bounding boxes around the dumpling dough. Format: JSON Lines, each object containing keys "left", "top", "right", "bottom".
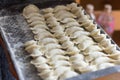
{"left": 61, "top": 18, "right": 76, "bottom": 23}
{"left": 70, "top": 54, "right": 84, "bottom": 62}
{"left": 30, "top": 24, "right": 49, "bottom": 30}
{"left": 84, "top": 45, "right": 102, "bottom": 53}
{"left": 54, "top": 5, "right": 70, "bottom": 12}
{"left": 45, "top": 49, "right": 65, "bottom": 58}
{"left": 70, "top": 30, "right": 90, "bottom": 38}
{"left": 29, "top": 21, "right": 45, "bottom": 27}
{"left": 23, "top": 4, "right": 40, "bottom": 18}
{"left": 65, "top": 26, "right": 84, "bottom": 36}
{"left": 98, "top": 63, "right": 115, "bottom": 70}
{"left": 62, "top": 40, "right": 74, "bottom": 49}
{"left": 78, "top": 39, "right": 95, "bottom": 50}
{"left": 30, "top": 56, "right": 47, "bottom": 66}
{"left": 85, "top": 52, "right": 107, "bottom": 62}
{"left": 73, "top": 35, "right": 92, "bottom": 44}
{"left": 59, "top": 70, "right": 78, "bottom": 80}
{"left": 65, "top": 22, "right": 80, "bottom": 28}
{"left": 27, "top": 16, "right": 45, "bottom": 23}
{"left": 49, "top": 60, "right": 71, "bottom": 68}
{"left": 44, "top": 43, "right": 62, "bottom": 51}
{"left": 42, "top": 7, "right": 54, "bottom": 13}
{"left": 39, "top": 37, "right": 58, "bottom": 45}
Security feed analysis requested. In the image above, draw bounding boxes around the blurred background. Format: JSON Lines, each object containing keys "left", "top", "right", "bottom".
{"left": 76, "top": 0, "right": 120, "bottom": 47}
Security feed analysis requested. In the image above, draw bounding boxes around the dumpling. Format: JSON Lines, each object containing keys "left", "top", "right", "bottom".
{"left": 23, "top": 4, "right": 40, "bottom": 18}
{"left": 93, "top": 34, "right": 106, "bottom": 42}
{"left": 98, "top": 63, "right": 115, "bottom": 70}
{"left": 65, "top": 21, "right": 80, "bottom": 28}
{"left": 42, "top": 7, "right": 54, "bottom": 13}
{"left": 91, "top": 57, "right": 114, "bottom": 65}
{"left": 49, "top": 60, "right": 71, "bottom": 68}
{"left": 73, "top": 35, "right": 92, "bottom": 44}
{"left": 40, "top": 37, "right": 58, "bottom": 45}
{"left": 30, "top": 24, "right": 49, "bottom": 30}
{"left": 27, "top": 16, "right": 45, "bottom": 23}
{"left": 84, "top": 45, "right": 102, "bottom": 53}
{"left": 80, "top": 19, "right": 93, "bottom": 27}
{"left": 47, "top": 20, "right": 59, "bottom": 27}
{"left": 25, "top": 13, "right": 43, "bottom": 20}
{"left": 45, "top": 49, "right": 65, "bottom": 58}
{"left": 25, "top": 44, "right": 40, "bottom": 53}
{"left": 85, "top": 52, "right": 107, "bottom": 62}
{"left": 74, "top": 8, "right": 84, "bottom": 17}
{"left": 32, "top": 28, "right": 49, "bottom": 34}
{"left": 78, "top": 15, "right": 90, "bottom": 23}
{"left": 77, "top": 65, "right": 97, "bottom": 73}
{"left": 54, "top": 66, "right": 71, "bottom": 77}
{"left": 85, "top": 23, "right": 97, "bottom": 32}
{"left": 107, "top": 51, "right": 120, "bottom": 59}
{"left": 30, "top": 48, "right": 43, "bottom": 57}
{"left": 59, "top": 36, "right": 70, "bottom": 43}
{"left": 34, "top": 33, "right": 53, "bottom": 40}
{"left": 56, "top": 13, "right": 77, "bottom": 21}
{"left": 67, "top": 46, "right": 80, "bottom": 55}
{"left": 90, "top": 29, "right": 101, "bottom": 37}
{"left": 67, "top": 3, "right": 78, "bottom": 10}
{"left": 44, "top": 43, "right": 62, "bottom": 51}
{"left": 44, "top": 13, "right": 54, "bottom": 19}
{"left": 36, "top": 64, "right": 51, "bottom": 72}
{"left": 72, "top": 61, "right": 89, "bottom": 70}
{"left": 104, "top": 44, "right": 116, "bottom": 54}
{"left": 49, "top": 55, "right": 69, "bottom": 62}
{"left": 38, "top": 70, "right": 57, "bottom": 80}
{"left": 70, "top": 54, "right": 84, "bottom": 62}
{"left": 65, "top": 26, "right": 84, "bottom": 36}
{"left": 55, "top": 10, "right": 76, "bottom": 19}
{"left": 54, "top": 5, "right": 70, "bottom": 12}
{"left": 29, "top": 21, "right": 45, "bottom": 27}
{"left": 59, "top": 70, "right": 78, "bottom": 80}
{"left": 62, "top": 40, "right": 74, "bottom": 49}
{"left": 46, "top": 16, "right": 57, "bottom": 22}
{"left": 24, "top": 40, "right": 37, "bottom": 47}
{"left": 51, "top": 25, "right": 64, "bottom": 33}
{"left": 61, "top": 18, "right": 76, "bottom": 23}
{"left": 70, "top": 30, "right": 90, "bottom": 38}
{"left": 30, "top": 56, "right": 47, "bottom": 66}
{"left": 78, "top": 39, "right": 95, "bottom": 51}
{"left": 99, "top": 38, "right": 111, "bottom": 48}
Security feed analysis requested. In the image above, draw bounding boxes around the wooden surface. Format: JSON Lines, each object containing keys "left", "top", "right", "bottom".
{"left": 0, "top": 35, "right": 18, "bottom": 80}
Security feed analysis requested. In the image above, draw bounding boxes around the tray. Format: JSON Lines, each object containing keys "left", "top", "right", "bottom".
{"left": 0, "top": 1, "right": 120, "bottom": 80}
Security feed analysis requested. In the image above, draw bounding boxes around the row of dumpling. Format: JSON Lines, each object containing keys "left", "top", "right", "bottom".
{"left": 42, "top": 5, "right": 98, "bottom": 73}
{"left": 67, "top": 3, "right": 120, "bottom": 68}
{"left": 42, "top": 3, "right": 120, "bottom": 71}
{"left": 23, "top": 4, "right": 80, "bottom": 80}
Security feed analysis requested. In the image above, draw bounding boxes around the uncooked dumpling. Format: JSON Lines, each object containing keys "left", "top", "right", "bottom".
{"left": 45, "top": 49, "right": 65, "bottom": 58}
{"left": 23, "top": 4, "right": 40, "bottom": 18}
{"left": 42, "top": 7, "right": 54, "bottom": 13}
{"left": 49, "top": 60, "right": 71, "bottom": 68}
{"left": 78, "top": 39, "right": 95, "bottom": 50}
{"left": 98, "top": 63, "right": 115, "bottom": 70}
{"left": 54, "top": 5, "right": 70, "bottom": 12}
{"left": 30, "top": 56, "right": 47, "bottom": 65}
{"left": 27, "top": 16, "right": 45, "bottom": 23}
{"left": 59, "top": 70, "right": 78, "bottom": 80}
{"left": 61, "top": 18, "right": 76, "bottom": 23}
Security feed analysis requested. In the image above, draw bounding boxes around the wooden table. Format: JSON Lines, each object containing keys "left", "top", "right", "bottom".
{"left": 0, "top": 35, "right": 18, "bottom": 80}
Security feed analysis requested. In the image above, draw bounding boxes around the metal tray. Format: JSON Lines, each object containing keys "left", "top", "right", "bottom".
{"left": 0, "top": 1, "right": 120, "bottom": 80}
